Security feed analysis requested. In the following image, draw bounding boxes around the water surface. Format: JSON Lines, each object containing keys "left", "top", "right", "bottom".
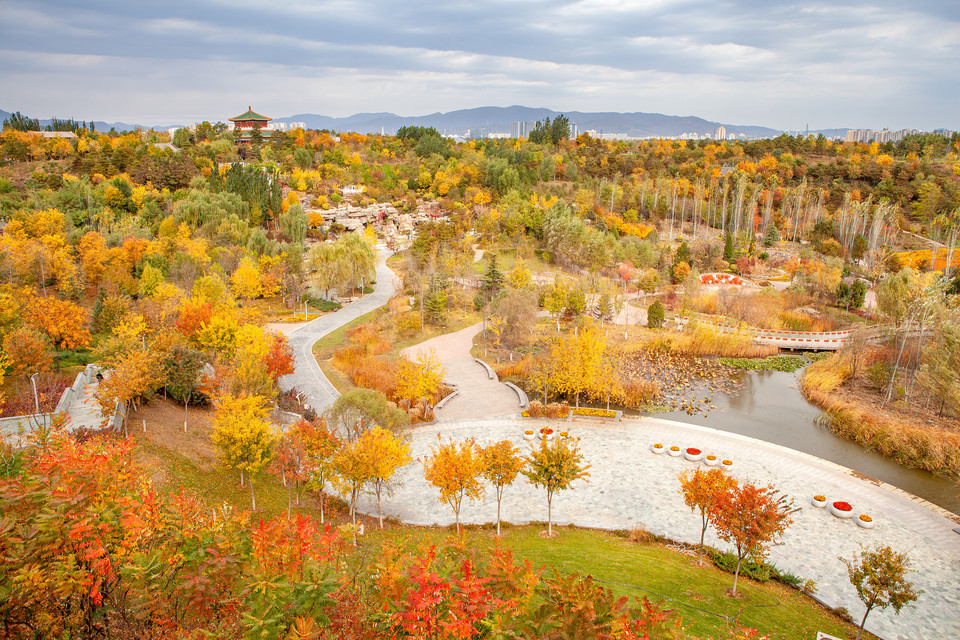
{"left": 648, "top": 369, "right": 960, "bottom": 515}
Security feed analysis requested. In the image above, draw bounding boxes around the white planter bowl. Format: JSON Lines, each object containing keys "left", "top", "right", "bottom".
{"left": 830, "top": 503, "right": 855, "bottom": 519}
{"left": 704, "top": 456, "right": 719, "bottom": 466}
{"left": 667, "top": 448, "right": 682, "bottom": 457}
{"left": 523, "top": 431, "right": 535, "bottom": 441}
{"left": 856, "top": 516, "right": 875, "bottom": 529}
{"left": 684, "top": 450, "right": 704, "bottom": 462}
{"left": 651, "top": 444, "right": 666, "bottom": 454}
{"left": 811, "top": 497, "right": 827, "bottom": 508}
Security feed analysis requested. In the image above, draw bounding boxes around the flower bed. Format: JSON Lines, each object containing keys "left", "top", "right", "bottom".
{"left": 523, "top": 429, "right": 535, "bottom": 441}
{"left": 811, "top": 495, "right": 827, "bottom": 508}
{"left": 721, "top": 459, "right": 733, "bottom": 468}
{"left": 651, "top": 443, "right": 666, "bottom": 454}
{"left": 538, "top": 427, "right": 554, "bottom": 440}
{"left": 829, "top": 501, "right": 854, "bottom": 519}
{"left": 668, "top": 446, "right": 682, "bottom": 457}
{"left": 857, "top": 514, "right": 875, "bottom": 529}
{"left": 704, "top": 454, "right": 719, "bottom": 466}
{"left": 684, "top": 447, "right": 704, "bottom": 462}
{"left": 572, "top": 407, "right": 620, "bottom": 420}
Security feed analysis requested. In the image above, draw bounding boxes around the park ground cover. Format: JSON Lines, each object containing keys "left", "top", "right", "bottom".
{"left": 126, "top": 398, "right": 869, "bottom": 640}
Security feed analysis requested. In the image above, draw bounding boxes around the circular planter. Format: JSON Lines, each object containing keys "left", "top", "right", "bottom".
{"left": 829, "top": 502, "right": 855, "bottom": 519}
{"left": 650, "top": 444, "right": 666, "bottom": 454}
{"left": 721, "top": 460, "right": 733, "bottom": 469}
{"left": 683, "top": 448, "right": 704, "bottom": 462}
{"left": 667, "top": 447, "right": 682, "bottom": 457}
{"left": 539, "top": 428, "right": 554, "bottom": 441}
{"left": 811, "top": 496, "right": 827, "bottom": 508}
{"left": 856, "top": 515, "right": 875, "bottom": 529}
{"left": 523, "top": 431, "right": 535, "bottom": 441}
{"left": 704, "top": 456, "right": 719, "bottom": 467}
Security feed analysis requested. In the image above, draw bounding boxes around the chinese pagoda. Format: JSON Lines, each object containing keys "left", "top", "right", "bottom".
{"left": 229, "top": 106, "right": 272, "bottom": 143}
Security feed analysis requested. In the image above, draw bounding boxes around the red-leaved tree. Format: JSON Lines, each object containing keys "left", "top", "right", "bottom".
{"left": 709, "top": 482, "right": 797, "bottom": 596}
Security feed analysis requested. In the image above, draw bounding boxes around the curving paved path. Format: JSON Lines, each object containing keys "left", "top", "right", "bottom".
{"left": 276, "top": 247, "right": 398, "bottom": 413}
{"left": 401, "top": 323, "right": 521, "bottom": 421}
{"left": 353, "top": 417, "right": 960, "bottom": 640}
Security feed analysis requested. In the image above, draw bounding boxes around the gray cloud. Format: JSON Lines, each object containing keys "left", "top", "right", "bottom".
{"left": 0, "top": 0, "right": 956, "bottom": 130}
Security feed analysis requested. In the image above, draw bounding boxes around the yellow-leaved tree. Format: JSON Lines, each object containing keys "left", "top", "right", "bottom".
{"left": 211, "top": 393, "right": 276, "bottom": 511}
{"left": 394, "top": 348, "right": 446, "bottom": 404}
{"left": 423, "top": 437, "right": 485, "bottom": 534}
{"left": 481, "top": 440, "right": 526, "bottom": 536}
{"left": 361, "top": 427, "right": 412, "bottom": 528}
{"left": 230, "top": 256, "right": 264, "bottom": 299}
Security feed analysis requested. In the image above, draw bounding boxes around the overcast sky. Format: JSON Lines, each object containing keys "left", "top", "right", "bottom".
{"left": 1, "top": 0, "right": 957, "bottom": 130}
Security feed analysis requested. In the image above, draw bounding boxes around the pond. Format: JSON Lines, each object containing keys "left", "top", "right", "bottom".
{"left": 646, "top": 368, "right": 960, "bottom": 516}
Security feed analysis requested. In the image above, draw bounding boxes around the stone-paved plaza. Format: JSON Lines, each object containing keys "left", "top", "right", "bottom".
{"left": 352, "top": 417, "right": 960, "bottom": 640}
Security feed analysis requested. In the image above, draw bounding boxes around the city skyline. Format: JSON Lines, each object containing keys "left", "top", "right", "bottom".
{"left": 1, "top": 0, "right": 957, "bottom": 131}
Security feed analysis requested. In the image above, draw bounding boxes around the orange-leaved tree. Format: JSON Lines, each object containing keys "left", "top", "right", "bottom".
{"left": 264, "top": 331, "right": 295, "bottom": 382}
{"left": 522, "top": 436, "right": 590, "bottom": 538}
{"left": 24, "top": 294, "right": 91, "bottom": 356}
{"left": 423, "top": 437, "right": 485, "bottom": 534}
{"left": 678, "top": 467, "right": 737, "bottom": 566}
{"left": 709, "top": 482, "right": 797, "bottom": 596}
{"left": 300, "top": 418, "right": 341, "bottom": 523}
{"left": 211, "top": 393, "right": 276, "bottom": 511}
{"left": 481, "top": 439, "right": 526, "bottom": 536}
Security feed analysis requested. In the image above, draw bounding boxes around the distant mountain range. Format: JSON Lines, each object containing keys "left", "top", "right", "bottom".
{"left": 3, "top": 105, "right": 846, "bottom": 139}
{"left": 273, "top": 106, "right": 785, "bottom": 138}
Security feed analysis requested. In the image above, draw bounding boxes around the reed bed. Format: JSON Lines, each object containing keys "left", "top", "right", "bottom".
{"left": 801, "top": 354, "right": 960, "bottom": 479}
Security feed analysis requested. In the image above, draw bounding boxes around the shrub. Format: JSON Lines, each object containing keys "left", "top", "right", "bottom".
{"left": 647, "top": 301, "right": 665, "bottom": 328}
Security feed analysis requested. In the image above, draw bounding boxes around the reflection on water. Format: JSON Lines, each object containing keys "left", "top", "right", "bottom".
{"left": 651, "top": 369, "right": 960, "bottom": 515}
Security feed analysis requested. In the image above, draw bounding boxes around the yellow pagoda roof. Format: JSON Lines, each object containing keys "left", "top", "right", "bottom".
{"left": 229, "top": 106, "right": 272, "bottom": 122}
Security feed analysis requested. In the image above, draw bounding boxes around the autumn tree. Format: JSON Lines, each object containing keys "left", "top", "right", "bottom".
{"left": 362, "top": 426, "right": 412, "bottom": 528}
{"left": 481, "top": 440, "right": 526, "bottom": 536}
{"left": 423, "top": 437, "right": 486, "bottom": 533}
{"left": 331, "top": 431, "right": 375, "bottom": 524}
{"left": 2, "top": 327, "right": 54, "bottom": 378}
{"left": 264, "top": 331, "right": 295, "bottom": 382}
{"left": 523, "top": 436, "right": 591, "bottom": 537}
{"left": 299, "top": 418, "right": 341, "bottom": 523}
{"left": 841, "top": 544, "right": 920, "bottom": 640}
{"left": 95, "top": 348, "right": 165, "bottom": 422}
{"left": 24, "top": 295, "right": 91, "bottom": 357}
{"left": 678, "top": 467, "right": 737, "bottom": 566}
{"left": 709, "top": 483, "right": 796, "bottom": 596}
{"left": 211, "top": 393, "right": 276, "bottom": 511}
{"left": 394, "top": 348, "right": 446, "bottom": 404}
{"left": 271, "top": 425, "right": 310, "bottom": 517}
{"left": 231, "top": 255, "right": 264, "bottom": 299}
{"left": 551, "top": 319, "right": 604, "bottom": 407}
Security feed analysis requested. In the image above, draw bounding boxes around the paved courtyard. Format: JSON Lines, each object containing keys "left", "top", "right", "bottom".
{"left": 352, "top": 417, "right": 960, "bottom": 640}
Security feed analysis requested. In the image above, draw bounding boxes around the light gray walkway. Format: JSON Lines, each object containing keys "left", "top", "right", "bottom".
{"left": 402, "top": 323, "right": 522, "bottom": 421}
{"left": 66, "top": 378, "right": 105, "bottom": 429}
{"left": 354, "top": 417, "right": 960, "bottom": 640}
{"left": 277, "top": 248, "right": 399, "bottom": 414}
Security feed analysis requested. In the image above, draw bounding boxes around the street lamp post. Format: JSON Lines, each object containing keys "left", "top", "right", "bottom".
{"left": 30, "top": 373, "right": 40, "bottom": 416}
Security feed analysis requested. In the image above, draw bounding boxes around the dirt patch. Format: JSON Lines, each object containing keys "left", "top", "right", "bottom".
{"left": 128, "top": 398, "right": 218, "bottom": 471}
